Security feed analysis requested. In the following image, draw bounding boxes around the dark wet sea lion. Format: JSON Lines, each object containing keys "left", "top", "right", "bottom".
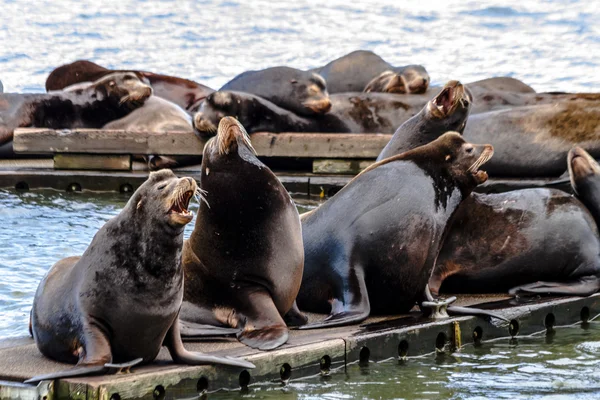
{"left": 46, "top": 60, "right": 214, "bottom": 111}
{"left": 220, "top": 66, "right": 331, "bottom": 116}
{"left": 569, "top": 147, "right": 600, "bottom": 228}
{"left": 431, "top": 188, "right": 600, "bottom": 297}
{"left": 311, "top": 50, "right": 430, "bottom": 94}
{"left": 463, "top": 101, "right": 600, "bottom": 177}
{"left": 193, "top": 90, "right": 431, "bottom": 136}
{"left": 26, "top": 170, "right": 254, "bottom": 384}
{"left": 0, "top": 72, "right": 152, "bottom": 146}
{"left": 180, "top": 117, "right": 304, "bottom": 350}
{"left": 377, "top": 80, "right": 472, "bottom": 161}
{"left": 296, "top": 132, "right": 493, "bottom": 328}
{"left": 0, "top": 79, "right": 3, "bottom": 93}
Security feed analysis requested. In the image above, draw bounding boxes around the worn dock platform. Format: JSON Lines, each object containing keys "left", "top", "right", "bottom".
{"left": 0, "top": 294, "right": 598, "bottom": 399}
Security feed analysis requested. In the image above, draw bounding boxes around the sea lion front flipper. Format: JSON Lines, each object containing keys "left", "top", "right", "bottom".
{"left": 179, "top": 320, "right": 240, "bottom": 337}
{"left": 509, "top": 277, "right": 600, "bottom": 296}
{"left": 299, "top": 265, "right": 370, "bottom": 330}
{"left": 236, "top": 290, "right": 290, "bottom": 350}
{"left": 166, "top": 317, "right": 255, "bottom": 369}
{"left": 284, "top": 301, "right": 308, "bottom": 327}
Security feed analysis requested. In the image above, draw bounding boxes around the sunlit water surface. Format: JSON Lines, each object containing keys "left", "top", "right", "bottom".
{"left": 1, "top": 0, "right": 600, "bottom": 397}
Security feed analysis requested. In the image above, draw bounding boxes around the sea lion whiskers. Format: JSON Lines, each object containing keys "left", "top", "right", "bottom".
{"left": 468, "top": 145, "right": 494, "bottom": 173}
{"left": 194, "top": 187, "right": 211, "bottom": 209}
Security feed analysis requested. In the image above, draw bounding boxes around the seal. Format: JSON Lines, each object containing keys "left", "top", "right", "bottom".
{"left": 296, "top": 132, "right": 493, "bottom": 328}
{"left": 193, "top": 90, "right": 434, "bottom": 136}
{"left": 569, "top": 147, "right": 600, "bottom": 224}
{"left": 311, "top": 50, "right": 430, "bottom": 94}
{"left": 463, "top": 99, "right": 600, "bottom": 177}
{"left": 377, "top": 80, "right": 472, "bottom": 161}
{"left": 180, "top": 117, "right": 304, "bottom": 350}
{"left": 0, "top": 72, "right": 152, "bottom": 147}
{"left": 431, "top": 187, "right": 600, "bottom": 296}
{"left": 220, "top": 66, "right": 331, "bottom": 116}
{"left": 46, "top": 60, "right": 214, "bottom": 111}
{"left": 0, "top": 79, "right": 3, "bottom": 93}
{"left": 25, "top": 169, "right": 254, "bottom": 384}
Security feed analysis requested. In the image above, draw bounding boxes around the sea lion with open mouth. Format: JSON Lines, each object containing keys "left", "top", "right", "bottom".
{"left": 26, "top": 170, "right": 254, "bottom": 384}
{"left": 181, "top": 117, "right": 304, "bottom": 350}
{"left": 297, "top": 133, "right": 493, "bottom": 328}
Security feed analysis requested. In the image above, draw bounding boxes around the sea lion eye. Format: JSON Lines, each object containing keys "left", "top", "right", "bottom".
{"left": 157, "top": 183, "right": 168, "bottom": 191}
{"left": 445, "top": 154, "right": 452, "bottom": 161}
{"left": 290, "top": 79, "right": 298, "bottom": 84}
{"left": 465, "top": 146, "right": 474, "bottom": 154}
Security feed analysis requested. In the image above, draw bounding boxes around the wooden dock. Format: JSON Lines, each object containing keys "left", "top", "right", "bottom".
{"left": 0, "top": 128, "right": 571, "bottom": 196}
{"left": 0, "top": 294, "right": 598, "bottom": 399}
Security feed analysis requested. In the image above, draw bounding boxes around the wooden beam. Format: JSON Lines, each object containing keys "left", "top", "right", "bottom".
{"left": 54, "top": 154, "right": 131, "bottom": 171}
{"left": 13, "top": 129, "right": 393, "bottom": 159}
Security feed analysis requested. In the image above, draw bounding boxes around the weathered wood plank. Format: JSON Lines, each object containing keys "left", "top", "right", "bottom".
{"left": 54, "top": 154, "right": 131, "bottom": 171}
{"left": 312, "top": 159, "right": 373, "bottom": 174}
{"left": 13, "top": 129, "right": 393, "bottom": 158}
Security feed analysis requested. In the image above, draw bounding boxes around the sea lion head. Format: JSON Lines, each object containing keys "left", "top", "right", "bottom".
{"left": 433, "top": 132, "right": 494, "bottom": 190}
{"left": 90, "top": 72, "right": 153, "bottom": 110}
{"left": 128, "top": 169, "right": 199, "bottom": 230}
{"left": 426, "top": 80, "right": 472, "bottom": 132}
{"left": 193, "top": 91, "right": 237, "bottom": 137}
{"left": 568, "top": 147, "right": 600, "bottom": 198}
{"left": 297, "top": 73, "right": 332, "bottom": 115}
{"left": 202, "top": 116, "right": 257, "bottom": 167}
{"left": 364, "top": 65, "right": 430, "bottom": 94}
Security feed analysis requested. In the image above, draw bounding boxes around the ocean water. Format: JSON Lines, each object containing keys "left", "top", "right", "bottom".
{"left": 1, "top": 0, "right": 600, "bottom": 398}
{"left": 0, "top": 0, "right": 598, "bottom": 93}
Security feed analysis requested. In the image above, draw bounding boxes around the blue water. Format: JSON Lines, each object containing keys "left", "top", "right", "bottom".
{"left": 1, "top": 0, "right": 600, "bottom": 397}
{"left": 0, "top": 0, "right": 599, "bottom": 93}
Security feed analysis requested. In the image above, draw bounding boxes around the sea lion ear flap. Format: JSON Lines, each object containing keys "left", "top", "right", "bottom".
{"left": 445, "top": 154, "right": 452, "bottom": 161}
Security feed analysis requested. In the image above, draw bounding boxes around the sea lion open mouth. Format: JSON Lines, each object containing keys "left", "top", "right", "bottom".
{"left": 429, "top": 81, "right": 468, "bottom": 118}
{"left": 169, "top": 178, "right": 200, "bottom": 224}
{"left": 468, "top": 145, "right": 494, "bottom": 184}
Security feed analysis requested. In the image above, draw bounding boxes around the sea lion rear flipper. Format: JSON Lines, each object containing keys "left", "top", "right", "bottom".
{"left": 284, "top": 301, "right": 308, "bottom": 327}
{"left": 509, "top": 277, "right": 600, "bottom": 296}
{"left": 447, "top": 306, "right": 509, "bottom": 322}
{"left": 24, "top": 364, "right": 108, "bottom": 384}
{"left": 179, "top": 319, "right": 240, "bottom": 337}
{"left": 166, "top": 317, "right": 255, "bottom": 369}
{"left": 236, "top": 290, "right": 290, "bottom": 350}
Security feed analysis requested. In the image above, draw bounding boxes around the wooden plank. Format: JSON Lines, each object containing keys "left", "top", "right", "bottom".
{"left": 54, "top": 154, "right": 131, "bottom": 171}
{"left": 312, "top": 159, "right": 373, "bottom": 174}
{"left": 13, "top": 129, "right": 393, "bottom": 159}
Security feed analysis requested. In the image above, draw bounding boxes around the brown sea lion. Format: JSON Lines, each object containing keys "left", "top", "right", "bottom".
{"left": 296, "top": 132, "right": 493, "bottom": 328}
{"left": 45, "top": 60, "right": 214, "bottom": 111}
{"left": 25, "top": 170, "right": 254, "bottom": 384}
{"left": 463, "top": 100, "right": 600, "bottom": 177}
{"left": 377, "top": 80, "right": 472, "bottom": 161}
{"left": 0, "top": 72, "right": 152, "bottom": 148}
{"left": 310, "top": 50, "right": 430, "bottom": 94}
{"left": 180, "top": 117, "right": 304, "bottom": 350}
{"left": 220, "top": 67, "right": 331, "bottom": 116}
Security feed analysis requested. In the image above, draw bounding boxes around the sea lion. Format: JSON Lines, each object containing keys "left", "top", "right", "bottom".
{"left": 220, "top": 67, "right": 331, "bottom": 116}
{"left": 570, "top": 147, "right": 600, "bottom": 223}
{"left": 0, "top": 79, "right": 3, "bottom": 93}
{"left": 26, "top": 170, "right": 254, "bottom": 384}
{"left": 46, "top": 60, "right": 214, "bottom": 111}
{"left": 180, "top": 117, "right": 304, "bottom": 350}
{"left": 193, "top": 89, "right": 438, "bottom": 136}
{"left": 377, "top": 80, "right": 472, "bottom": 161}
{"left": 0, "top": 72, "right": 152, "bottom": 147}
{"left": 431, "top": 188, "right": 600, "bottom": 296}
{"left": 311, "top": 50, "right": 430, "bottom": 94}
{"left": 463, "top": 100, "right": 600, "bottom": 177}
{"left": 296, "top": 132, "right": 493, "bottom": 328}
{"left": 103, "top": 95, "right": 203, "bottom": 171}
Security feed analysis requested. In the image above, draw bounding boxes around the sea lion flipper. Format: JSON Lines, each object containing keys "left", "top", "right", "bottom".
{"left": 179, "top": 320, "right": 240, "bottom": 337}
{"left": 236, "top": 290, "right": 290, "bottom": 351}
{"left": 166, "top": 317, "right": 255, "bottom": 369}
{"left": 24, "top": 364, "right": 107, "bottom": 384}
{"left": 509, "top": 277, "right": 600, "bottom": 296}
{"left": 298, "top": 309, "right": 370, "bottom": 330}
{"left": 284, "top": 301, "right": 308, "bottom": 327}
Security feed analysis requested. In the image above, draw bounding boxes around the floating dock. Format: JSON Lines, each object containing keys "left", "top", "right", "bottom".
{"left": 0, "top": 129, "right": 571, "bottom": 196}
{"left": 0, "top": 294, "right": 598, "bottom": 399}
